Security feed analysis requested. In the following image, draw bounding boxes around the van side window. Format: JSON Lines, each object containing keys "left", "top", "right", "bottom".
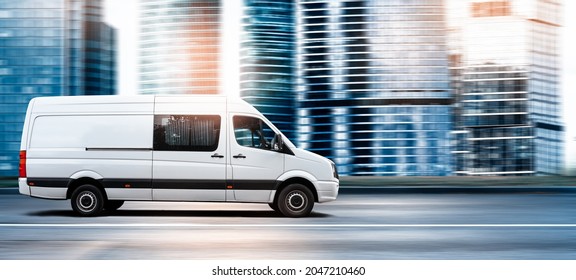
{"left": 233, "top": 116, "right": 275, "bottom": 150}
{"left": 154, "top": 115, "right": 221, "bottom": 151}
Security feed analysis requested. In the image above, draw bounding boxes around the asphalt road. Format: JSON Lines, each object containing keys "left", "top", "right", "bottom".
{"left": 0, "top": 189, "right": 575, "bottom": 260}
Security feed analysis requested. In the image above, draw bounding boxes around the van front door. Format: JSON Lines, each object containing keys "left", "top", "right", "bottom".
{"left": 229, "top": 115, "right": 284, "bottom": 202}
{"left": 152, "top": 114, "right": 226, "bottom": 201}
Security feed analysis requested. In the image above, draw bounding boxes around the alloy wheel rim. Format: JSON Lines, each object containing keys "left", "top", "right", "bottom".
{"left": 287, "top": 191, "right": 306, "bottom": 211}
{"left": 78, "top": 192, "right": 96, "bottom": 212}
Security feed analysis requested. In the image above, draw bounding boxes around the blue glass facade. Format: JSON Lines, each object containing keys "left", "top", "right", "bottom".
{"left": 240, "top": 0, "right": 296, "bottom": 140}
{"left": 0, "top": 0, "right": 116, "bottom": 176}
{"left": 450, "top": 0, "right": 563, "bottom": 176}
{"left": 297, "top": 0, "right": 452, "bottom": 176}
{"left": 83, "top": 1, "right": 116, "bottom": 95}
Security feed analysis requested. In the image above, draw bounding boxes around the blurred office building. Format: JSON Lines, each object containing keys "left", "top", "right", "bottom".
{"left": 140, "top": 0, "right": 297, "bottom": 139}
{"left": 139, "top": 0, "right": 220, "bottom": 95}
{"left": 241, "top": 0, "right": 296, "bottom": 140}
{"left": 449, "top": 0, "right": 563, "bottom": 175}
{"left": 0, "top": 0, "right": 116, "bottom": 176}
{"left": 297, "top": 0, "right": 453, "bottom": 176}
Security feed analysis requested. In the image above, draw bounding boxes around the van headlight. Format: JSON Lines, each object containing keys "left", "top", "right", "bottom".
{"left": 331, "top": 162, "right": 339, "bottom": 179}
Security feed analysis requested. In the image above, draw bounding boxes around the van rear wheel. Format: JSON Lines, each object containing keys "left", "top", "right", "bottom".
{"left": 277, "top": 184, "right": 314, "bottom": 218}
{"left": 71, "top": 184, "right": 104, "bottom": 217}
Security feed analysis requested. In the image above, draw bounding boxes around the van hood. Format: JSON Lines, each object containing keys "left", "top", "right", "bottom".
{"left": 289, "top": 148, "right": 337, "bottom": 181}
{"left": 292, "top": 148, "right": 331, "bottom": 165}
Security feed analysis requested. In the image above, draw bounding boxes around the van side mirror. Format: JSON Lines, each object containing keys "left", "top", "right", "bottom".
{"left": 272, "top": 134, "right": 284, "bottom": 152}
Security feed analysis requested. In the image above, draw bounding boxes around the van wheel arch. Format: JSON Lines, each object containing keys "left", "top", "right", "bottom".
{"left": 66, "top": 178, "right": 107, "bottom": 201}
{"left": 274, "top": 178, "right": 318, "bottom": 204}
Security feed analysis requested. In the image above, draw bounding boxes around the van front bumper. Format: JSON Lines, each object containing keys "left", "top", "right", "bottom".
{"left": 316, "top": 180, "right": 339, "bottom": 202}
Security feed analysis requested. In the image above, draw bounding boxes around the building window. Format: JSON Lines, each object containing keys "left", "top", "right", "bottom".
{"left": 472, "top": 1, "right": 511, "bottom": 17}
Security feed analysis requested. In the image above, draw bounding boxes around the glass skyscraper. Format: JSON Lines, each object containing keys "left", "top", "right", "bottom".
{"left": 297, "top": 0, "right": 452, "bottom": 176}
{"left": 139, "top": 0, "right": 298, "bottom": 137}
{"left": 240, "top": 0, "right": 296, "bottom": 140}
{"left": 80, "top": 1, "right": 116, "bottom": 96}
{"left": 139, "top": 0, "right": 220, "bottom": 95}
{"left": 0, "top": 0, "right": 116, "bottom": 176}
{"left": 450, "top": 0, "right": 563, "bottom": 175}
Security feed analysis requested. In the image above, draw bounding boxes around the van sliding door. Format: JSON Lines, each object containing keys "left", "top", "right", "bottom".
{"left": 152, "top": 114, "right": 226, "bottom": 201}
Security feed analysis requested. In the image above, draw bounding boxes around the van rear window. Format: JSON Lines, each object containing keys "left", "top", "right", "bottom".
{"left": 154, "top": 115, "right": 221, "bottom": 152}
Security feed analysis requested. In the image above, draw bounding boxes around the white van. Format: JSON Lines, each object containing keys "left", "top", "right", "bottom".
{"left": 18, "top": 95, "right": 338, "bottom": 217}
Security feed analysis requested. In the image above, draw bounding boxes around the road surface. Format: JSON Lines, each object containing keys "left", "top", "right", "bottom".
{"left": 0, "top": 189, "right": 575, "bottom": 259}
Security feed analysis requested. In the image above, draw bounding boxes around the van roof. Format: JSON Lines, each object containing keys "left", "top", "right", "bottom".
{"left": 31, "top": 94, "right": 247, "bottom": 104}
{"left": 29, "top": 95, "right": 260, "bottom": 115}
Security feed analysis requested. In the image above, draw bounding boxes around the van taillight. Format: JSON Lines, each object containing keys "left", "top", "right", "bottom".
{"left": 19, "top": 150, "right": 26, "bottom": 178}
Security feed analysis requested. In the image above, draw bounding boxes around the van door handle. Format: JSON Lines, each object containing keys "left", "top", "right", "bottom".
{"left": 233, "top": 154, "right": 246, "bottom": 159}
{"left": 211, "top": 153, "right": 224, "bottom": 158}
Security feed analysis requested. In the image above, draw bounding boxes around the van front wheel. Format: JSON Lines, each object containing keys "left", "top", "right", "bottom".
{"left": 277, "top": 184, "right": 314, "bottom": 218}
{"left": 71, "top": 185, "right": 104, "bottom": 217}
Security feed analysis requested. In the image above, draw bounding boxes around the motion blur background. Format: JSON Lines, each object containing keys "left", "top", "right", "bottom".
{"left": 1, "top": 0, "right": 575, "bottom": 177}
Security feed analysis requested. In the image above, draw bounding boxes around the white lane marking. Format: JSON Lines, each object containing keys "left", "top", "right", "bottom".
{"left": 1, "top": 223, "right": 576, "bottom": 228}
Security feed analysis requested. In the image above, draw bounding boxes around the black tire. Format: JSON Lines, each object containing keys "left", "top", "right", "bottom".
{"left": 277, "top": 184, "right": 314, "bottom": 218}
{"left": 71, "top": 184, "right": 104, "bottom": 217}
{"left": 104, "top": 200, "right": 124, "bottom": 211}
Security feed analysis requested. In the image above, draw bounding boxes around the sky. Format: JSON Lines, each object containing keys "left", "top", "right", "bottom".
{"left": 104, "top": 0, "right": 575, "bottom": 173}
